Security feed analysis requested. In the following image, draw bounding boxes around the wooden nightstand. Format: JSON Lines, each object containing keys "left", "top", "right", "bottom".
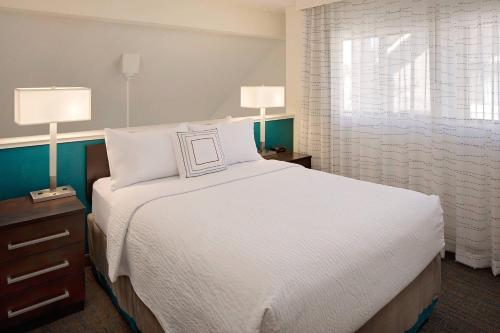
{"left": 0, "top": 196, "right": 85, "bottom": 332}
{"left": 263, "top": 152, "right": 312, "bottom": 169}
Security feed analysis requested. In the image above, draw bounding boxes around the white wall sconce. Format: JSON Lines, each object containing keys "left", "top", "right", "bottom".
{"left": 121, "top": 53, "right": 140, "bottom": 127}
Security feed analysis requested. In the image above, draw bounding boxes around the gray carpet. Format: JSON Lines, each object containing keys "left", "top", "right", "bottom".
{"left": 30, "top": 254, "right": 499, "bottom": 333}
{"left": 420, "top": 254, "right": 500, "bottom": 333}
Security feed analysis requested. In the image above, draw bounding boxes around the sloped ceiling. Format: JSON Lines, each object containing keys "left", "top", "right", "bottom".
{"left": 212, "top": 42, "right": 285, "bottom": 119}
{"left": 0, "top": 9, "right": 284, "bottom": 137}
{"left": 130, "top": 28, "right": 284, "bottom": 126}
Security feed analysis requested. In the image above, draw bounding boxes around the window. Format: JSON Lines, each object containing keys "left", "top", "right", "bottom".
{"left": 342, "top": 33, "right": 431, "bottom": 115}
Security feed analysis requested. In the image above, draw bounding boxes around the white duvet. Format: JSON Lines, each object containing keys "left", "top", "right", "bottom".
{"left": 105, "top": 160, "right": 444, "bottom": 333}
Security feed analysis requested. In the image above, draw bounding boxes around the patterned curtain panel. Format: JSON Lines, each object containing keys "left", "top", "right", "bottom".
{"left": 300, "top": 0, "right": 500, "bottom": 275}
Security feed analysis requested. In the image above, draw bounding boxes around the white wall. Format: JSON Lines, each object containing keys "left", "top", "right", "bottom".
{"left": 212, "top": 42, "right": 286, "bottom": 119}
{"left": 285, "top": 6, "right": 304, "bottom": 149}
{"left": 0, "top": 9, "right": 285, "bottom": 138}
{"left": 295, "top": 0, "right": 340, "bottom": 10}
{"left": 0, "top": 0, "right": 285, "bottom": 39}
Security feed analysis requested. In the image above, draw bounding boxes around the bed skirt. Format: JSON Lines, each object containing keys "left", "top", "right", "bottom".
{"left": 87, "top": 214, "right": 441, "bottom": 333}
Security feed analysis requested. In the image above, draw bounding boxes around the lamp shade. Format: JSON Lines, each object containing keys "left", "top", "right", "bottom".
{"left": 15, "top": 87, "right": 91, "bottom": 125}
{"left": 241, "top": 86, "right": 284, "bottom": 108}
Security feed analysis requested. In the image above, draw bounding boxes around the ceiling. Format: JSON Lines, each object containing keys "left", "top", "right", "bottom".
{"left": 232, "top": 0, "right": 295, "bottom": 12}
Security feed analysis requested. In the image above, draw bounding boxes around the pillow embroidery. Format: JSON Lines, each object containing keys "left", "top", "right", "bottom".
{"left": 176, "top": 129, "right": 227, "bottom": 178}
{"left": 188, "top": 118, "right": 261, "bottom": 165}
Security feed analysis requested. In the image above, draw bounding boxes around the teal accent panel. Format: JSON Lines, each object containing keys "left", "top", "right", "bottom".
{"left": 0, "top": 118, "right": 294, "bottom": 212}
{"left": 0, "top": 139, "right": 104, "bottom": 213}
{"left": 254, "top": 117, "right": 294, "bottom": 151}
{"left": 405, "top": 298, "right": 438, "bottom": 333}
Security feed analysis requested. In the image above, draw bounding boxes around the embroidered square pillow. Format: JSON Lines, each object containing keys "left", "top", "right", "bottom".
{"left": 173, "top": 129, "right": 227, "bottom": 178}
{"left": 188, "top": 118, "right": 261, "bottom": 166}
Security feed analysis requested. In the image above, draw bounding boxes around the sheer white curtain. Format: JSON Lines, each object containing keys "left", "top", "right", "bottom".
{"left": 300, "top": 0, "right": 500, "bottom": 275}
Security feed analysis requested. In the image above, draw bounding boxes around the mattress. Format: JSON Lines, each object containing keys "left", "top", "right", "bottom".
{"left": 97, "top": 159, "right": 445, "bottom": 333}
{"left": 92, "top": 176, "right": 189, "bottom": 235}
{"left": 92, "top": 177, "right": 113, "bottom": 234}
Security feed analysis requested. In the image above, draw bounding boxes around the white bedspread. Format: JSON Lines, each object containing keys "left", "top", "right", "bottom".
{"left": 92, "top": 177, "right": 113, "bottom": 234}
{"left": 105, "top": 160, "right": 444, "bottom": 333}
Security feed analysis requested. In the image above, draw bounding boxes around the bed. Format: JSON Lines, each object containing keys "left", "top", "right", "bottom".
{"left": 86, "top": 143, "right": 443, "bottom": 333}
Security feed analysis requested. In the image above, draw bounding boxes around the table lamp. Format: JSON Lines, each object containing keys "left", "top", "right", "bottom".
{"left": 241, "top": 86, "right": 284, "bottom": 156}
{"left": 15, "top": 87, "right": 91, "bottom": 202}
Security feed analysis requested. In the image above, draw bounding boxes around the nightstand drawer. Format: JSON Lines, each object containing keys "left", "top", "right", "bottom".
{"left": 0, "top": 213, "right": 84, "bottom": 264}
{"left": 0, "top": 273, "right": 84, "bottom": 331}
{"left": 0, "top": 243, "right": 84, "bottom": 295}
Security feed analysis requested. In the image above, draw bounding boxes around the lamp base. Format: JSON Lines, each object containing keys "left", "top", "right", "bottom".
{"left": 30, "top": 185, "right": 76, "bottom": 203}
{"left": 260, "top": 149, "right": 277, "bottom": 157}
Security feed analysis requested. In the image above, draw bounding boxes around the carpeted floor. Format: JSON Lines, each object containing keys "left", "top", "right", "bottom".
{"left": 30, "top": 254, "right": 499, "bottom": 333}
{"left": 420, "top": 254, "right": 500, "bottom": 333}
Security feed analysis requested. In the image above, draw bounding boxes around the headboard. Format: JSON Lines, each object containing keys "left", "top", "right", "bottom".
{"left": 86, "top": 143, "right": 110, "bottom": 203}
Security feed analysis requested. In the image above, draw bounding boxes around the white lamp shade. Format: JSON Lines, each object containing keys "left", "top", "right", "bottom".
{"left": 15, "top": 87, "right": 91, "bottom": 125}
{"left": 241, "top": 86, "right": 285, "bottom": 108}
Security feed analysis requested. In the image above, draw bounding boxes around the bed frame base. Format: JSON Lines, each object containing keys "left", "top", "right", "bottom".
{"left": 87, "top": 214, "right": 441, "bottom": 333}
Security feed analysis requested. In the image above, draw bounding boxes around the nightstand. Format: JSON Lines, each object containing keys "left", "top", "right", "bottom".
{"left": 0, "top": 196, "right": 85, "bottom": 332}
{"left": 263, "top": 152, "right": 312, "bottom": 169}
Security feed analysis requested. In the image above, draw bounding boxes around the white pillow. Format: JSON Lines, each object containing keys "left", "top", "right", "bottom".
{"left": 172, "top": 128, "right": 227, "bottom": 178}
{"left": 105, "top": 124, "right": 186, "bottom": 190}
{"left": 189, "top": 118, "right": 261, "bottom": 165}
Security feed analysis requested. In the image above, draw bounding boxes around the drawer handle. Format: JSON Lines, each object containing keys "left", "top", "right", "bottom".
{"left": 7, "top": 289, "right": 69, "bottom": 318}
{"left": 7, "top": 230, "right": 70, "bottom": 251}
{"left": 7, "top": 260, "right": 70, "bottom": 285}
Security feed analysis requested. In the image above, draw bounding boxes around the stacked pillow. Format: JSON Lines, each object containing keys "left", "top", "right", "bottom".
{"left": 188, "top": 118, "right": 261, "bottom": 165}
{"left": 104, "top": 124, "right": 187, "bottom": 190}
{"left": 172, "top": 128, "right": 228, "bottom": 178}
{"left": 104, "top": 118, "right": 261, "bottom": 190}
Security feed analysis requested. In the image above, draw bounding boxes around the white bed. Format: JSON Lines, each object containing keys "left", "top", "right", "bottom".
{"left": 91, "top": 158, "right": 444, "bottom": 333}
{"left": 92, "top": 177, "right": 113, "bottom": 234}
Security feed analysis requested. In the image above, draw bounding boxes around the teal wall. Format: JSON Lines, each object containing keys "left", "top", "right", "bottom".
{"left": 254, "top": 118, "right": 293, "bottom": 152}
{"left": 0, "top": 139, "right": 104, "bottom": 211}
{"left": 0, "top": 118, "right": 293, "bottom": 212}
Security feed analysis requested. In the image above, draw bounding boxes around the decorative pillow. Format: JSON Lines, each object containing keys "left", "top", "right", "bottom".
{"left": 105, "top": 124, "right": 187, "bottom": 190}
{"left": 189, "top": 118, "right": 261, "bottom": 165}
{"left": 173, "top": 129, "right": 227, "bottom": 178}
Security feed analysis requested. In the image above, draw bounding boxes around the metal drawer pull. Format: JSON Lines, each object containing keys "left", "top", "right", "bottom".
{"left": 7, "top": 230, "right": 70, "bottom": 251}
{"left": 7, "top": 260, "right": 70, "bottom": 285}
{"left": 7, "top": 289, "right": 69, "bottom": 318}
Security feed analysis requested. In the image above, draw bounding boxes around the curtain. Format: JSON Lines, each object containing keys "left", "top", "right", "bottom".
{"left": 300, "top": 0, "right": 500, "bottom": 275}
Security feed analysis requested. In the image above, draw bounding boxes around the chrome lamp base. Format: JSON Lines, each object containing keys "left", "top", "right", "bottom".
{"left": 30, "top": 185, "right": 76, "bottom": 203}
{"left": 259, "top": 141, "right": 277, "bottom": 157}
{"left": 260, "top": 149, "right": 277, "bottom": 157}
